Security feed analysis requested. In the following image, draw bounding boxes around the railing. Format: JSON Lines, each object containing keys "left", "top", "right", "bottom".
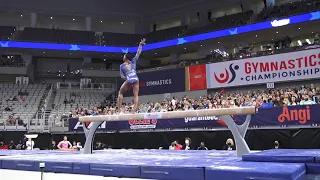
{"left": 81, "top": 83, "right": 115, "bottom": 90}
{"left": 44, "top": 85, "right": 53, "bottom": 112}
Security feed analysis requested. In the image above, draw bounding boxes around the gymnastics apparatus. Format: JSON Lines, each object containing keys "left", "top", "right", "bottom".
{"left": 79, "top": 106, "right": 256, "bottom": 157}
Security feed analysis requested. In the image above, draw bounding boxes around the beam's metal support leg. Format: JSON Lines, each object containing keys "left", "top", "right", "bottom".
{"left": 82, "top": 122, "right": 103, "bottom": 154}
{"left": 218, "top": 115, "right": 251, "bottom": 157}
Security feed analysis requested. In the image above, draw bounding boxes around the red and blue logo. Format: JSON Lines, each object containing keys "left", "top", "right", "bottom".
{"left": 214, "top": 63, "right": 239, "bottom": 84}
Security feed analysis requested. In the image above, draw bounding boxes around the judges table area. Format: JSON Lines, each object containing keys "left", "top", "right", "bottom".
{"left": 0, "top": 149, "right": 319, "bottom": 180}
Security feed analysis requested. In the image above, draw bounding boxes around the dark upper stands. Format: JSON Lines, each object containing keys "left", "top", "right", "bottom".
{"left": 102, "top": 26, "right": 187, "bottom": 46}
{"left": 144, "top": 26, "right": 188, "bottom": 43}
{"left": 257, "top": 0, "right": 320, "bottom": 21}
{"left": 102, "top": 32, "right": 141, "bottom": 46}
{"left": 0, "top": 26, "right": 15, "bottom": 40}
{"left": 186, "top": 11, "right": 253, "bottom": 35}
{"left": 18, "top": 27, "right": 96, "bottom": 45}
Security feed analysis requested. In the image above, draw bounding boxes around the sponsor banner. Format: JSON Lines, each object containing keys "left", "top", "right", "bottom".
{"left": 117, "top": 68, "right": 186, "bottom": 96}
{"left": 186, "top": 64, "right": 207, "bottom": 91}
{"left": 206, "top": 48, "right": 320, "bottom": 88}
{"left": 69, "top": 105, "right": 320, "bottom": 131}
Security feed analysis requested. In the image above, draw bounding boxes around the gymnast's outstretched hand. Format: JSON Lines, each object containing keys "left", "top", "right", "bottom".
{"left": 140, "top": 38, "right": 146, "bottom": 45}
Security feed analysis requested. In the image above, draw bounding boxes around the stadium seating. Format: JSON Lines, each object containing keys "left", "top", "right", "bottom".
{"left": 52, "top": 89, "right": 114, "bottom": 116}
{"left": 0, "top": 26, "right": 15, "bottom": 40}
{"left": 0, "top": 84, "right": 47, "bottom": 127}
{"left": 186, "top": 11, "right": 253, "bottom": 35}
{"left": 145, "top": 26, "right": 188, "bottom": 43}
{"left": 18, "top": 27, "right": 96, "bottom": 45}
{"left": 257, "top": 0, "right": 320, "bottom": 21}
{"left": 102, "top": 32, "right": 141, "bottom": 46}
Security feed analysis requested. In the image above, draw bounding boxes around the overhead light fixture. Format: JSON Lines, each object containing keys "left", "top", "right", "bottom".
{"left": 306, "top": 39, "right": 311, "bottom": 44}
{"left": 218, "top": 42, "right": 220, "bottom": 44}
{"left": 70, "top": 53, "right": 72, "bottom": 55}
{"left": 50, "top": 17, "right": 53, "bottom": 19}
{"left": 43, "top": 52, "right": 46, "bottom": 54}
{"left": 73, "top": 18, "right": 75, "bottom": 21}
{"left": 121, "top": 22, "right": 124, "bottom": 24}
{"left": 200, "top": 44, "right": 203, "bottom": 46}
{"left": 256, "top": 35, "right": 258, "bottom": 37}
{"left": 298, "top": 28, "right": 301, "bottom": 30}
{"left": 276, "top": 31, "right": 279, "bottom": 34}
{"left": 20, "top": 15, "right": 23, "bottom": 17}
{"left": 100, "top": 20, "right": 103, "bottom": 23}
{"left": 184, "top": 48, "right": 187, "bottom": 49}
{"left": 155, "top": 53, "right": 157, "bottom": 54}
{"left": 297, "top": 40, "right": 302, "bottom": 46}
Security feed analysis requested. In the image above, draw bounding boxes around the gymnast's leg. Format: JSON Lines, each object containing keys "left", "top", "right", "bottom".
{"left": 132, "top": 81, "right": 139, "bottom": 113}
{"left": 118, "top": 81, "right": 130, "bottom": 111}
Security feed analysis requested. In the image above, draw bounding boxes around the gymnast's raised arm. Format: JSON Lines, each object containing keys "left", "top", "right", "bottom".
{"left": 133, "top": 38, "right": 146, "bottom": 61}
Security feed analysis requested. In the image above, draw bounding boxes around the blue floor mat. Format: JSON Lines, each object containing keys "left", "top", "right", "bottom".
{"left": 0, "top": 149, "right": 311, "bottom": 179}
{"left": 205, "top": 161, "right": 306, "bottom": 180}
{"left": 242, "top": 149, "right": 320, "bottom": 163}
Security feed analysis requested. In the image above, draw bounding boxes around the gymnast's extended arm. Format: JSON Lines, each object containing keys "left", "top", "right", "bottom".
{"left": 133, "top": 38, "right": 146, "bottom": 61}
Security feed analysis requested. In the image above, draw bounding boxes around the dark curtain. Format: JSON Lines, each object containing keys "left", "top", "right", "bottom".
{"left": 3, "top": 128, "right": 320, "bottom": 150}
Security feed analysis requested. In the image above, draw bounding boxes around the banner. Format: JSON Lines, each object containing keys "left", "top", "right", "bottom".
{"left": 206, "top": 48, "right": 320, "bottom": 88}
{"left": 186, "top": 64, "right": 207, "bottom": 91}
{"left": 117, "top": 68, "right": 186, "bottom": 96}
{"left": 69, "top": 105, "right": 320, "bottom": 132}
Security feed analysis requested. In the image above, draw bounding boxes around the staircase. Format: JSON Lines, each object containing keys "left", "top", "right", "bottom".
{"left": 28, "top": 85, "right": 54, "bottom": 133}
{"left": 12, "top": 30, "right": 23, "bottom": 40}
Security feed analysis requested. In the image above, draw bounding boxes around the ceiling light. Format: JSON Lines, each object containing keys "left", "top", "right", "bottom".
{"left": 155, "top": 53, "right": 157, "bottom": 54}
{"left": 298, "top": 28, "right": 301, "bottom": 30}
{"left": 121, "top": 22, "right": 124, "bottom": 24}
{"left": 297, "top": 40, "right": 302, "bottom": 46}
{"left": 100, "top": 21, "right": 103, "bottom": 23}
{"left": 276, "top": 31, "right": 279, "bottom": 34}
{"left": 73, "top": 18, "right": 75, "bottom": 21}
{"left": 218, "top": 42, "right": 220, "bottom": 44}
{"left": 256, "top": 35, "right": 258, "bottom": 37}
{"left": 306, "top": 39, "right": 311, "bottom": 44}
{"left": 50, "top": 17, "right": 53, "bottom": 19}
{"left": 20, "top": 15, "right": 23, "bottom": 17}
{"left": 200, "top": 44, "right": 203, "bottom": 46}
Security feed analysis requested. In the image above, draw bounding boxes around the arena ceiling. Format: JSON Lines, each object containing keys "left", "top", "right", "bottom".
{"left": 0, "top": 0, "right": 239, "bottom": 20}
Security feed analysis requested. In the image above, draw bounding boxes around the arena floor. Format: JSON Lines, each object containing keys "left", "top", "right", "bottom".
{"left": 0, "top": 149, "right": 319, "bottom": 180}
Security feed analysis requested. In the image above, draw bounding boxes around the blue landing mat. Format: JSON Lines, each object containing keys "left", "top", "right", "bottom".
{"left": 0, "top": 150, "right": 80, "bottom": 156}
{"left": 206, "top": 161, "right": 306, "bottom": 180}
{"left": 242, "top": 149, "right": 320, "bottom": 163}
{"left": 0, "top": 149, "right": 309, "bottom": 180}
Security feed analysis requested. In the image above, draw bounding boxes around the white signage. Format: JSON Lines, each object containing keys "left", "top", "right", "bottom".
{"left": 266, "top": 82, "right": 275, "bottom": 89}
{"left": 206, "top": 48, "right": 320, "bottom": 88}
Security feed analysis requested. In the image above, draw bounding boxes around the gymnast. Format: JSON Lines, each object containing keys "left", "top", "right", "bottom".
{"left": 57, "top": 136, "right": 72, "bottom": 150}
{"left": 118, "top": 38, "right": 146, "bottom": 113}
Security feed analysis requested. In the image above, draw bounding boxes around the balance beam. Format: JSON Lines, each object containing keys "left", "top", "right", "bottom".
{"left": 81, "top": 106, "right": 257, "bottom": 157}
{"left": 79, "top": 106, "right": 256, "bottom": 122}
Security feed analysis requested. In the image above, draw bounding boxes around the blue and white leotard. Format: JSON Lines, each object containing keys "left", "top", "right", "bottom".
{"left": 120, "top": 49, "right": 141, "bottom": 84}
